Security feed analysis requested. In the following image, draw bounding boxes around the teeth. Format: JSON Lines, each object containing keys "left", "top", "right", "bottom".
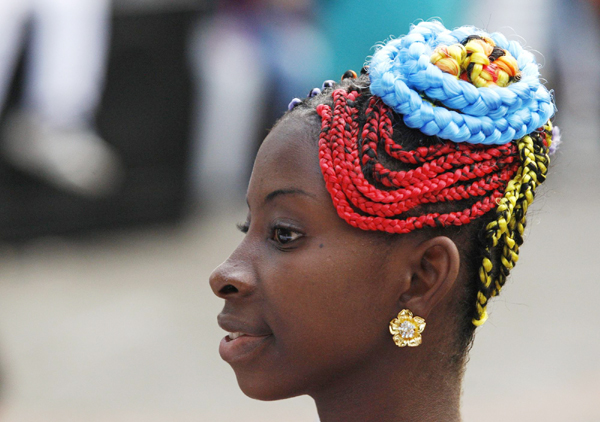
{"left": 228, "top": 332, "right": 245, "bottom": 340}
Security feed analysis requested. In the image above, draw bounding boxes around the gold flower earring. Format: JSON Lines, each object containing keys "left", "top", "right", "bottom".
{"left": 389, "top": 309, "right": 426, "bottom": 347}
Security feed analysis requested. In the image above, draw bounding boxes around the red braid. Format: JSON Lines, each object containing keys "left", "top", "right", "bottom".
{"left": 317, "top": 89, "right": 520, "bottom": 234}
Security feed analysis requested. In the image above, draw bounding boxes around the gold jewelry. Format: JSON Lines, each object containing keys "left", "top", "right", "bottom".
{"left": 389, "top": 309, "right": 426, "bottom": 347}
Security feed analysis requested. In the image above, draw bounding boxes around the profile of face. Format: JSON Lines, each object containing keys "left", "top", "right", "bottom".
{"left": 209, "top": 114, "right": 461, "bottom": 402}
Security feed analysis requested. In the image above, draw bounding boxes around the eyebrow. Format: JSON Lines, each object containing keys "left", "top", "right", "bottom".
{"left": 263, "top": 188, "right": 317, "bottom": 205}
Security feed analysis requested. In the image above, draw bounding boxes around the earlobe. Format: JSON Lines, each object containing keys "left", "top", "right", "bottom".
{"left": 401, "top": 236, "right": 460, "bottom": 318}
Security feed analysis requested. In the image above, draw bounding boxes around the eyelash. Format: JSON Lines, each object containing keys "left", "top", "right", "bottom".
{"left": 236, "top": 221, "right": 303, "bottom": 247}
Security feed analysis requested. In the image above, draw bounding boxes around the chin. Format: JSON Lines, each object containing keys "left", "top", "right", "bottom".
{"left": 235, "top": 370, "right": 305, "bottom": 402}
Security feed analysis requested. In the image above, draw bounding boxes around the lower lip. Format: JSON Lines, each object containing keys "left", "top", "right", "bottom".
{"left": 219, "top": 334, "right": 273, "bottom": 363}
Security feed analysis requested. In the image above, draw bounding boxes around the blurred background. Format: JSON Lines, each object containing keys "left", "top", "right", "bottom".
{"left": 0, "top": 0, "right": 597, "bottom": 420}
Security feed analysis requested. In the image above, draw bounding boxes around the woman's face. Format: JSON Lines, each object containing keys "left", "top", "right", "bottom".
{"left": 210, "top": 115, "right": 418, "bottom": 400}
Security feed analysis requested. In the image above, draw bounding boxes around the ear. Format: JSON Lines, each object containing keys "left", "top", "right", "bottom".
{"left": 400, "top": 236, "right": 460, "bottom": 319}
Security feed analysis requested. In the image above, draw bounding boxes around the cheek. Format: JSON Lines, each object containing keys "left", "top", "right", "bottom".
{"left": 263, "top": 246, "right": 392, "bottom": 364}
{"left": 230, "top": 236, "right": 398, "bottom": 401}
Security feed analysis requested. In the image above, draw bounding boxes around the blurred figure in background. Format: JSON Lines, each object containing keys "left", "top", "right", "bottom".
{"left": 551, "top": 0, "right": 600, "bottom": 135}
{"left": 0, "top": 0, "right": 122, "bottom": 197}
{"left": 188, "top": 0, "right": 331, "bottom": 211}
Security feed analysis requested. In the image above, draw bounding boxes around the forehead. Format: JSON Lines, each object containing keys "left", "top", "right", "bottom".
{"left": 249, "top": 115, "right": 324, "bottom": 199}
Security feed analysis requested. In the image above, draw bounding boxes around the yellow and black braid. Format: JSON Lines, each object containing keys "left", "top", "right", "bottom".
{"left": 473, "top": 121, "right": 553, "bottom": 325}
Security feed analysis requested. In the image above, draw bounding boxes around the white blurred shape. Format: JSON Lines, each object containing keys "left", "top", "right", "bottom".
{"left": 0, "top": 0, "right": 121, "bottom": 196}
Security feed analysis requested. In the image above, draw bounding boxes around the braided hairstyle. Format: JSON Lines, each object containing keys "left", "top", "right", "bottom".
{"left": 285, "top": 21, "right": 556, "bottom": 352}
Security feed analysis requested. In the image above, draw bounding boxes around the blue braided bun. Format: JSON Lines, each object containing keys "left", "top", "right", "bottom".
{"left": 369, "top": 21, "right": 555, "bottom": 145}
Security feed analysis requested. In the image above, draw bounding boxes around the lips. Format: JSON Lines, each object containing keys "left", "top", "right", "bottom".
{"left": 218, "top": 314, "right": 273, "bottom": 363}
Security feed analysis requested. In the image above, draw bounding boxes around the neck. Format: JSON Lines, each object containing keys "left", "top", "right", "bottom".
{"left": 312, "top": 348, "right": 462, "bottom": 422}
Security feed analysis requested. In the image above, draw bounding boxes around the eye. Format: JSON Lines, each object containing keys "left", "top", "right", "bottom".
{"left": 271, "top": 226, "right": 303, "bottom": 245}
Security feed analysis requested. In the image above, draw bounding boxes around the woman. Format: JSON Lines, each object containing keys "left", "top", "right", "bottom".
{"left": 210, "top": 21, "right": 557, "bottom": 421}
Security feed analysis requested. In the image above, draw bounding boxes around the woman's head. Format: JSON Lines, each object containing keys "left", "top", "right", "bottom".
{"left": 211, "top": 113, "right": 467, "bottom": 402}
{"left": 210, "top": 20, "right": 556, "bottom": 405}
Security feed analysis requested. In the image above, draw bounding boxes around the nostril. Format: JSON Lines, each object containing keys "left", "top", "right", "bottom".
{"left": 219, "top": 284, "right": 238, "bottom": 295}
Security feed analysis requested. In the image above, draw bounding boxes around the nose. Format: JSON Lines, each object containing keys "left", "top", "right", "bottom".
{"left": 209, "top": 249, "right": 256, "bottom": 299}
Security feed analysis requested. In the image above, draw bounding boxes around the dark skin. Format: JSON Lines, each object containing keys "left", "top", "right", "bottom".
{"left": 210, "top": 114, "right": 464, "bottom": 422}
